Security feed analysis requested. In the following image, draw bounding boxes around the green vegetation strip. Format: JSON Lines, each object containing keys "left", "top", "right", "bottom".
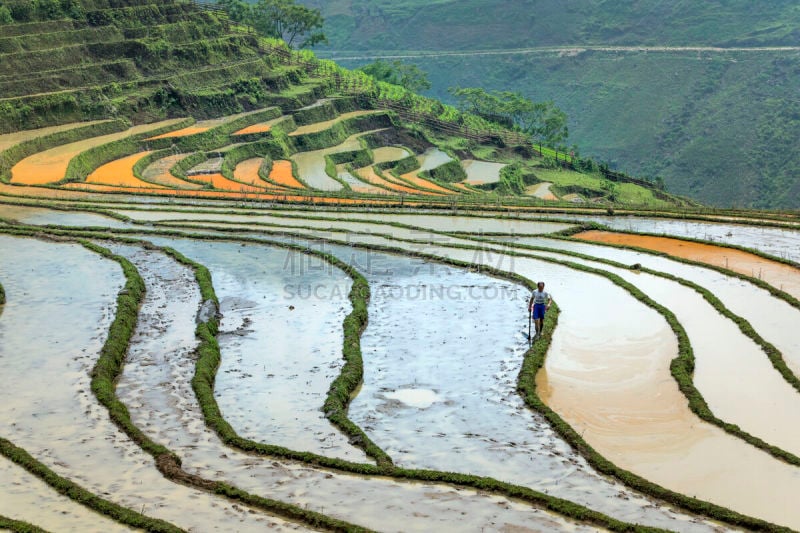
{"left": 1, "top": 224, "right": 675, "bottom": 532}
{"left": 0, "top": 278, "right": 5, "bottom": 304}
{"left": 0, "top": 515, "right": 47, "bottom": 533}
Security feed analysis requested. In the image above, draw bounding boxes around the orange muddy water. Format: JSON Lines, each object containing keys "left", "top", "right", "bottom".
{"left": 86, "top": 151, "right": 165, "bottom": 188}
{"left": 145, "top": 125, "right": 208, "bottom": 140}
{"left": 574, "top": 230, "right": 800, "bottom": 299}
{"left": 233, "top": 158, "right": 287, "bottom": 190}
{"left": 268, "top": 160, "right": 307, "bottom": 189}
{"left": 397, "top": 171, "right": 455, "bottom": 194}
{"left": 232, "top": 123, "right": 271, "bottom": 135}
{"left": 187, "top": 173, "right": 266, "bottom": 193}
{"left": 355, "top": 167, "right": 433, "bottom": 195}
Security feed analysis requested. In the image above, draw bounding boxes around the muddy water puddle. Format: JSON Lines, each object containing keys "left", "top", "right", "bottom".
{"left": 416, "top": 148, "right": 454, "bottom": 171}
{"left": 0, "top": 202, "right": 131, "bottom": 228}
{"left": 371, "top": 146, "right": 410, "bottom": 164}
{"left": 0, "top": 456, "right": 134, "bottom": 532}
{"left": 497, "top": 235, "right": 800, "bottom": 378}
{"left": 94, "top": 235, "right": 610, "bottom": 531}
{"left": 0, "top": 235, "right": 302, "bottom": 531}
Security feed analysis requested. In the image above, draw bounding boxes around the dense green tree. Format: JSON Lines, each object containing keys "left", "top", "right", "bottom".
{"left": 357, "top": 60, "right": 431, "bottom": 92}
{"left": 219, "top": 0, "right": 326, "bottom": 48}
{"left": 449, "top": 87, "right": 568, "bottom": 148}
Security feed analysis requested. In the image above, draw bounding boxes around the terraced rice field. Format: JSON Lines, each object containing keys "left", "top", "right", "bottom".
{"left": 10, "top": 119, "right": 186, "bottom": 185}
{"left": 2, "top": 105, "right": 800, "bottom": 532}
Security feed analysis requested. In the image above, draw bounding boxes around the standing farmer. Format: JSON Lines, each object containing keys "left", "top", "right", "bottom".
{"left": 528, "top": 281, "right": 552, "bottom": 339}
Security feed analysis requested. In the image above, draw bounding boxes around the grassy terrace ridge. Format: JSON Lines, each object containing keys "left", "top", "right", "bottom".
{"left": 0, "top": 223, "right": 679, "bottom": 533}
{"left": 0, "top": 514, "right": 47, "bottom": 533}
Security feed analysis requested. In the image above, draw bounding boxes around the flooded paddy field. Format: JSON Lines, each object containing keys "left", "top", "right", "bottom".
{"left": 0, "top": 235, "right": 290, "bottom": 530}
{"left": 462, "top": 159, "right": 506, "bottom": 185}
{"left": 493, "top": 235, "right": 800, "bottom": 377}
{"left": 177, "top": 222, "right": 800, "bottom": 528}
{"left": 6, "top": 194, "right": 800, "bottom": 530}
{"left": 0, "top": 456, "right": 134, "bottom": 532}
{"left": 78, "top": 237, "right": 610, "bottom": 532}
{"left": 0, "top": 202, "right": 132, "bottom": 228}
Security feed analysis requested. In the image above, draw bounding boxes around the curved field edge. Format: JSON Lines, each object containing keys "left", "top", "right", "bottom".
{"left": 0, "top": 278, "right": 4, "bottom": 304}
{"left": 147, "top": 222, "right": 792, "bottom": 532}
{"left": 1, "top": 225, "right": 673, "bottom": 533}
{"left": 0, "top": 236, "right": 182, "bottom": 532}
{"left": 0, "top": 230, "right": 373, "bottom": 533}
{"left": 0, "top": 514, "right": 47, "bottom": 533}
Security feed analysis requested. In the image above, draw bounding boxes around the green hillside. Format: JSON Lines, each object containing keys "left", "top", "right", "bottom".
{"left": 0, "top": 0, "right": 697, "bottom": 209}
{"left": 0, "top": 0, "right": 329, "bottom": 133}
{"left": 303, "top": 0, "right": 800, "bottom": 209}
